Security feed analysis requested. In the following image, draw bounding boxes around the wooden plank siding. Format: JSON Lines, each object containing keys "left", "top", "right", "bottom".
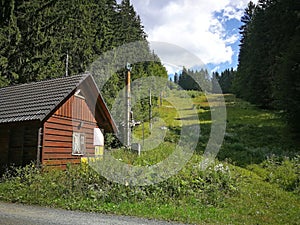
{"left": 0, "top": 127, "right": 10, "bottom": 173}
{"left": 10, "top": 126, "right": 39, "bottom": 166}
{"left": 42, "top": 95, "right": 100, "bottom": 168}
{"left": 54, "top": 95, "right": 96, "bottom": 122}
{"left": 0, "top": 123, "right": 39, "bottom": 173}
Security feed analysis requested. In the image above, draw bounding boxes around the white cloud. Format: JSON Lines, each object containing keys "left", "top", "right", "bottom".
{"left": 129, "top": 0, "right": 256, "bottom": 72}
{"left": 149, "top": 41, "right": 206, "bottom": 72}
{"left": 164, "top": 63, "right": 183, "bottom": 75}
{"left": 225, "top": 34, "right": 240, "bottom": 44}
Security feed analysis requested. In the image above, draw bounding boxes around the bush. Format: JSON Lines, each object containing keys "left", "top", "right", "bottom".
{"left": 248, "top": 155, "right": 300, "bottom": 194}
{"left": 261, "top": 156, "right": 300, "bottom": 193}
{"left": 0, "top": 159, "right": 238, "bottom": 208}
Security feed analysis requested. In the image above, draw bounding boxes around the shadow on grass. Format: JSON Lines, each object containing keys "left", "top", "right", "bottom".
{"left": 195, "top": 99, "right": 299, "bottom": 167}
{"left": 217, "top": 120, "right": 299, "bottom": 167}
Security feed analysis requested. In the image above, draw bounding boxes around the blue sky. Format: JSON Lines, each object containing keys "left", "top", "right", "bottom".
{"left": 118, "top": 0, "right": 256, "bottom": 75}
{"left": 206, "top": 13, "right": 242, "bottom": 73}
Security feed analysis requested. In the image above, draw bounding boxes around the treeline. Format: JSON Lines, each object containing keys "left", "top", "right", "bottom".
{"left": 173, "top": 67, "right": 211, "bottom": 92}
{"left": 233, "top": 0, "right": 299, "bottom": 132}
{"left": 212, "top": 68, "right": 235, "bottom": 94}
{"left": 171, "top": 0, "right": 299, "bottom": 132}
{"left": 0, "top": 0, "right": 167, "bottom": 110}
{"left": 171, "top": 67, "right": 235, "bottom": 94}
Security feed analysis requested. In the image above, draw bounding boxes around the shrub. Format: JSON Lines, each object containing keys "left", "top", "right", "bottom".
{"left": 261, "top": 155, "right": 300, "bottom": 193}
{"left": 248, "top": 155, "right": 300, "bottom": 194}
{"left": 0, "top": 159, "right": 238, "bottom": 208}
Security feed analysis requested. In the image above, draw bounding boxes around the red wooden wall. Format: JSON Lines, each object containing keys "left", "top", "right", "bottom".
{"left": 42, "top": 95, "right": 100, "bottom": 168}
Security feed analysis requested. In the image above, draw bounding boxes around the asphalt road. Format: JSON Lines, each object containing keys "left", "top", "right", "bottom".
{"left": 0, "top": 202, "right": 187, "bottom": 225}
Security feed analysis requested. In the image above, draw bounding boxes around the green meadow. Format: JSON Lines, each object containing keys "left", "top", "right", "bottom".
{"left": 0, "top": 90, "right": 299, "bottom": 225}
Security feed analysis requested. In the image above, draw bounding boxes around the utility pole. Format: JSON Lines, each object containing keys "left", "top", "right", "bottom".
{"left": 142, "top": 120, "right": 145, "bottom": 146}
{"left": 149, "top": 88, "right": 152, "bottom": 132}
{"left": 160, "top": 91, "right": 163, "bottom": 107}
{"left": 124, "top": 63, "right": 132, "bottom": 147}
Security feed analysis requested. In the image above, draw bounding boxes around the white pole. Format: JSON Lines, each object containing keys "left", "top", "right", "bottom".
{"left": 65, "top": 51, "right": 69, "bottom": 77}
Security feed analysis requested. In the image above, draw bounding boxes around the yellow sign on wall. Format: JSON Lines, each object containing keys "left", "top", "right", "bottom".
{"left": 95, "top": 146, "right": 104, "bottom": 156}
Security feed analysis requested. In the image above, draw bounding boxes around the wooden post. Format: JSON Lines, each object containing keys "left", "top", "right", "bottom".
{"left": 160, "top": 91, "right": 163, "bottom": 107}
{"left": 142, "top": 120, "right": 145, "bottom": 146}
{"left": 125, "top": 63, "right": 131, "bottom": 147}
{"left": 36, "top": 127, "right": 42, "bottom": 166}
{"left": 149, "top": 89, "right": 152, "bottom": 132}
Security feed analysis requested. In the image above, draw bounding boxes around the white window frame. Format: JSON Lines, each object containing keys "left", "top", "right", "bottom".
{"left": 72, "top": 132, "right": 86, "bottom": 155}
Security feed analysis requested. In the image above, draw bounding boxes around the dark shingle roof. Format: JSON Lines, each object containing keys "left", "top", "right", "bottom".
{"left": 0, "top": 74, "right": 89, "bottom": 123}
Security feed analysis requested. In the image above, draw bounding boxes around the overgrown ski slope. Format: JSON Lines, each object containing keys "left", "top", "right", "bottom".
{"left": 0, "top": 90, "right": 299, "bottom": 225}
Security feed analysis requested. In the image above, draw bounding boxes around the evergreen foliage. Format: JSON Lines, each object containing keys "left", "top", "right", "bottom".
{"left": 212, "top": 68, "right": 235, "bottom": 94}
{"left": 177, "top": 67, "right": 211, "bottom": 92}
{"left": 233, "top": 0, "right": 300, "bottom": 132}
{"left": 0, "top": 0, "right": 168, "bottom": 125}
{"left": 0, "top": 0, "right": 167, "bottom": 102}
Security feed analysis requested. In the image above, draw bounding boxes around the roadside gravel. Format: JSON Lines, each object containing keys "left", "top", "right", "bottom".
{"left": 0, "top": 202, "right": 189, "bottom": 225}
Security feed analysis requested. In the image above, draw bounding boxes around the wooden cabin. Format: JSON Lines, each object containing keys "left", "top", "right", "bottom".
{"left": 0, "top": 74, "right": 116, "bottom": 171}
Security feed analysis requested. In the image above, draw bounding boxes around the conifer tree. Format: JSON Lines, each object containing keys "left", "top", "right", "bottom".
{"left": 234, "top": 0, "right": 300, "bottom": 132}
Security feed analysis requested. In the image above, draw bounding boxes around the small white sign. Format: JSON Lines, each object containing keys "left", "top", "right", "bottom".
{"left": 94, "top": 128, "right": 104, "bottom": 146}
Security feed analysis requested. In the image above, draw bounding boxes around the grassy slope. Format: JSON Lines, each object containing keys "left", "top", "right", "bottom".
{"left": 163, "top": 91, "right": 299, "bottom": 224}
{"left": 0, "top": 90, "right": 299, "bottom": 224}
{"left": 124, "top": 91, "right": 300, "bottom": 224}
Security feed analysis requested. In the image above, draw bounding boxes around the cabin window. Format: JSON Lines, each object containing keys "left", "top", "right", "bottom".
{"left": 72, "top": 132, "right": 85, "bottom": 155}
